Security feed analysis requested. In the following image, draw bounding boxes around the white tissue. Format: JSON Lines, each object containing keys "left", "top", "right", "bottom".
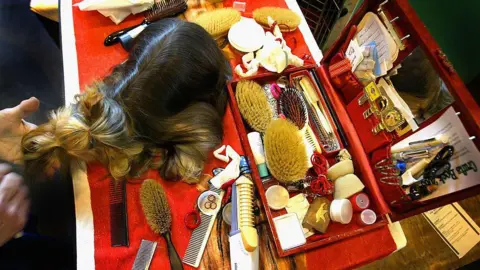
{"left": 210, "top": 145, "right": 241, "bottom": 188}
{"left": 76, "top": 0, "right": 154, "bottom": 24}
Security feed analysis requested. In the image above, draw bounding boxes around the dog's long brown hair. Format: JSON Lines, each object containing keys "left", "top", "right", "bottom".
{"left": 22, "top": 19, "right": 231, "bottom": 182}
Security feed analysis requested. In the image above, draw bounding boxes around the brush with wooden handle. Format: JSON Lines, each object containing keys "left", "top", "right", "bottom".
{"left": 140, "top": 179, "right": 183, "bottom": 270}
{"left": 104, "top": 0, "right": 187, "bottom": 46}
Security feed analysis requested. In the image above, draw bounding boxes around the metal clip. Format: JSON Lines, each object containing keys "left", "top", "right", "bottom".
{"left": 378, "top": 0, "right": 408, "bottom": 51}
{"left": 358, "top": 93, "right": 369, "bottom": 106}
{"left": 363, "top": 107, "right": 373, "bottom": 119}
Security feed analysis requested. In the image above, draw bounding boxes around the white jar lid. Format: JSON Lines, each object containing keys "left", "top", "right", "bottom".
{"left": 266, "top": 185, "right": 289, "bottom": 210}
{"left": 228, "top": 18, "right": 265, "bottom": 53}
{"left": 330, "top": 199, "right": 353, "bottom": 224}
{"left": 360, "top": 209, "right": 377, "bottom": 225}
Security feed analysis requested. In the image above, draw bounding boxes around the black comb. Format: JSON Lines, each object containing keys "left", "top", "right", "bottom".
{"left": 110, "top": 178, "right": 129, "bottom": 247}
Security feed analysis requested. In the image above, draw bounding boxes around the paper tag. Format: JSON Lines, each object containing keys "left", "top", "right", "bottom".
{"left": 364, "top": 82, "right": 381, "bottom": 102}
{"left": 423, "top": 203, "right": 480, "bottom": 258}
{"left": 345, "top": 39, "right": 364, "bottom": 71}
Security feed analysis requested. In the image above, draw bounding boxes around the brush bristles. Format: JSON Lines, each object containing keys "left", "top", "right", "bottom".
{"left": 146, "top": 0, "right": 187, "bottom": 23}
{"left": 264, "top": 119, "right": 308, "bottom": 183}
{"left": 140, "top": 179, "right": 172, "bottom": 235}
{"left": 236, "top": 80, "right": 273, "bottom": 133}
{"left": 253, "top": 7, "right": 301, "bottom": 32}
{"left": 194, "top": 8, "right": 241, "bottom": 38}
{"left": 279, "top": 88, "right": 308, "bottom": 130}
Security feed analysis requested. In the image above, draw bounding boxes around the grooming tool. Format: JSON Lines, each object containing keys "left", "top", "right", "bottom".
{"left": 303, "top": 197, "right": 330, "bottom": 233}
{"left": 357, "top": 209, "right": 377, "bottom": 226}
{"left": 295, "top": 75, "right": 340, "bottom": 151}
{"left": 235, "top": 176, "right": 258, "bottom": 251}
{"left": 252, "top": 7, "right": 301, "bottom": 32}
{"left": 279, "top": 87, "right": 308, "bottom": 130}
{"left": 104, "top": 0, "right": 188, "bottom": 46}
{"left": 309, "top": 70, "right": 348, "bottom": 147}
{"left": 264, "top": 118, "right": 309, "bottom": 183}
{"left": 183, "top": 185, "right": 224, "bottom": 268}
{"left": 327, "top": 159, "right": 353, "bottom": 181}
{"left": 262, "top": 84, "right": 278, "bottom": 119}
{"left": 330, "top": 199, "right": 353, "bottom": 224}
{"left": 194, "top": 8, "right": 241, "bottom": 40}
{"left": 132, "top": 240, "right": 157, "bottom": 270}
{"left": 391, "top": 134, "right": 449, "bottom": 154}
{"left": 265, "top": 185, "right": 289, "bottom": 210}
{"left": 349, "top": 193, "right": 370, "bottom": 212}
{"left": 393, "top": 149, "right": 431, "bottom": 161}
{"left": 247, "top": 132, "right": 270, "bottom": 179}
{"left": 236, "top": 80, "right": 273, "bottom": 133}
{"left": 304, "top": 126, "right": 322, "bottom": 163}
{"left": 140, "top": 179, "right": 183, "bottom": 270}
{"left": 334, "top": 174, "right": 365, "bottom": 199}
{"left": 273, "top": 213, "right": 306, "bottom": 250}
{"left": 110, "top": 179, "right": 129, "bottom": 247}
{"left": 229, "top": 178, "right": 259, "bottom": 269}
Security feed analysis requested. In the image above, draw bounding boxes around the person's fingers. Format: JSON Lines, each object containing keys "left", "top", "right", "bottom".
{"left": 6, "top": 186, "right": 27, "bottom": 217}
{"left": 0, "top": 172, "right": 23, "bottom": 206}
{"left": 9, "top": 97, "right": 40, "bottom": 121}
{"left": 0, "top": 163, "right": 12, "bottom": 177}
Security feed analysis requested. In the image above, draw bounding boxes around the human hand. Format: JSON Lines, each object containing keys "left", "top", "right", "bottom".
{"left": 0, "top": 97, "right": 40, "bottom": 164}
{"left": 0, "top": 163, "right": 29, "bottom": 247}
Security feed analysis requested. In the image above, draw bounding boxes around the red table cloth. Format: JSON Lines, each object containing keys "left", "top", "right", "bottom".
{"left": 69, "top": 0, "right": 398, "bottom": 269}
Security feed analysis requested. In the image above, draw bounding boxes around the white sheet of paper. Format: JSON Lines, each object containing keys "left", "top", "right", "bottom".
{"left": 355, "top": 12, "right": 398, "bottom": 75}
{"left": 423, "top": 203, "right": 480, "bottom": 258}
{"left": 393, "top": 107, "right": 480, "bottom": 201}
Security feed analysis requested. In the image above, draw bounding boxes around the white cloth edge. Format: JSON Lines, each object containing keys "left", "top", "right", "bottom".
{"left": 284, "top": 0, "right": 323, "bottom": 64}
{"left": 61, "top": 1, "right": 95, "bottom": 269}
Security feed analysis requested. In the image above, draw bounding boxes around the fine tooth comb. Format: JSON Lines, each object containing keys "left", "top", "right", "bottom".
{"left": 132, "top": 240, "right": 157, "bottom": 270}
{"left": 183, "top": 172, "right": 224, "bottom": 268}
{"left": 304, "top": 125, "right": 322, "bottom": 167}
{"left": 110, "top": 179, "right": 129, "bottom": 247}
{"left": 104, "top": 0, "right": 188, "bottom": 46}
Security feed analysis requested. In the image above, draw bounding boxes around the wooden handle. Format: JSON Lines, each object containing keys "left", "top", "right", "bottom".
{"left": 164, "top": 232, "right": 183, "bottom": 270}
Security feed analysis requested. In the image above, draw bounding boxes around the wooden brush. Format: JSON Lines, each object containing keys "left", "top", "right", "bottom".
{"left": 264, "top": 119, "right": 309, "bottom": 183}
{"left": 104, "top": 0, "right": 188, "bottom": 46}
{"left": 236, "top": 80, "right": 273, "bottom": 133}
{"left": 279, "top": 87, "right": 308, "bottom": 130}
{"left": 252, "top": 7, "right": 301, "bottom": 32}
{"left": 140, "top": 179, "right": 183, "bottom": 270}
{"left": 194, "top": 8, "right": 241, "bottom": 39}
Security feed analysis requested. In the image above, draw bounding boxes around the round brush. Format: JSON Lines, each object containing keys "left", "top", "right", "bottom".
{"left": 252, "top": 7, "right": 301, "bottom": 32}
{"left": 140, "top": 179, "right": 183, "bottom": 270}
{"left": 264, "top": 119, "right": 309, "bottom": 183}
{"left": 279, "top": 87, "right": 308, "bottom": 130}
{"left": 236, "top": 80, "right": 273, "bottom": 133}
{"left": 194, "top": 8, "right": 241, "bottom": 40}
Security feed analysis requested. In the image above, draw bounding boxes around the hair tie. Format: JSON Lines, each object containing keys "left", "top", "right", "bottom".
{"left": 270, "top": 83, "right": 282, "bottom": 99}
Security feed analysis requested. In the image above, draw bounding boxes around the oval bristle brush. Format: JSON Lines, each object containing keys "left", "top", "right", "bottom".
{"left": 104, "top": 0, "right": 188, "bottom": 46}
{"left": 279, "top": 87, "right": 308, "bottom": 130}
{"left": 264, "top": 118, "right": 309, "bottom": 183}
{"left": 252, "top": 7, "right": 301, "bottom": 32}
{"left": 194, "top": 8, "right": 241, "bottom": 40}
{"left": 140, "top": 179, "right": 183, "bottom": 270}
{"left": 236, "top": 80, "right": 273, "bottom": 133}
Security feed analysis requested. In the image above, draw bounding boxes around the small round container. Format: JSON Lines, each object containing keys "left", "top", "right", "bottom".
{"left": 222, "top": 203, "right": 232, "bottom": 225}
{"left": 265, "top": 185, "right": 289, "bottom": 210}
{"left": 197, "top": 191, "right": 221, "bottom": 216}
{"left": 330, "top": 199, "right": 353, "bottom": 224}
{"left": 349, "top": 192, "right": 370, "bottom": 212}
{"left": 357, "top": 209, "right": 377, "bottom": 226}
{"left": 228, "top": 18, "right": 265, "bottom": 53}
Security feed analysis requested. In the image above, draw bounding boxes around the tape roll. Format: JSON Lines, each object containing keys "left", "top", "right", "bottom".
{"left": 327, "top": 159, "right": 354, "bottom": 181}
{"left": 334, "top": 174, "right": 365, "bottom": 199}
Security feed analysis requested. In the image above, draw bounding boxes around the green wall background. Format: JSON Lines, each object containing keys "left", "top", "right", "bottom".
{"left": 353, "top": 0, "right": 480, "bottom": 84}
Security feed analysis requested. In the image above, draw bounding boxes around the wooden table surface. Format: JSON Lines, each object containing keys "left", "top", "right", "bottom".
{"left": 361, "top": 195, "right": 480, "bottom": 270}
